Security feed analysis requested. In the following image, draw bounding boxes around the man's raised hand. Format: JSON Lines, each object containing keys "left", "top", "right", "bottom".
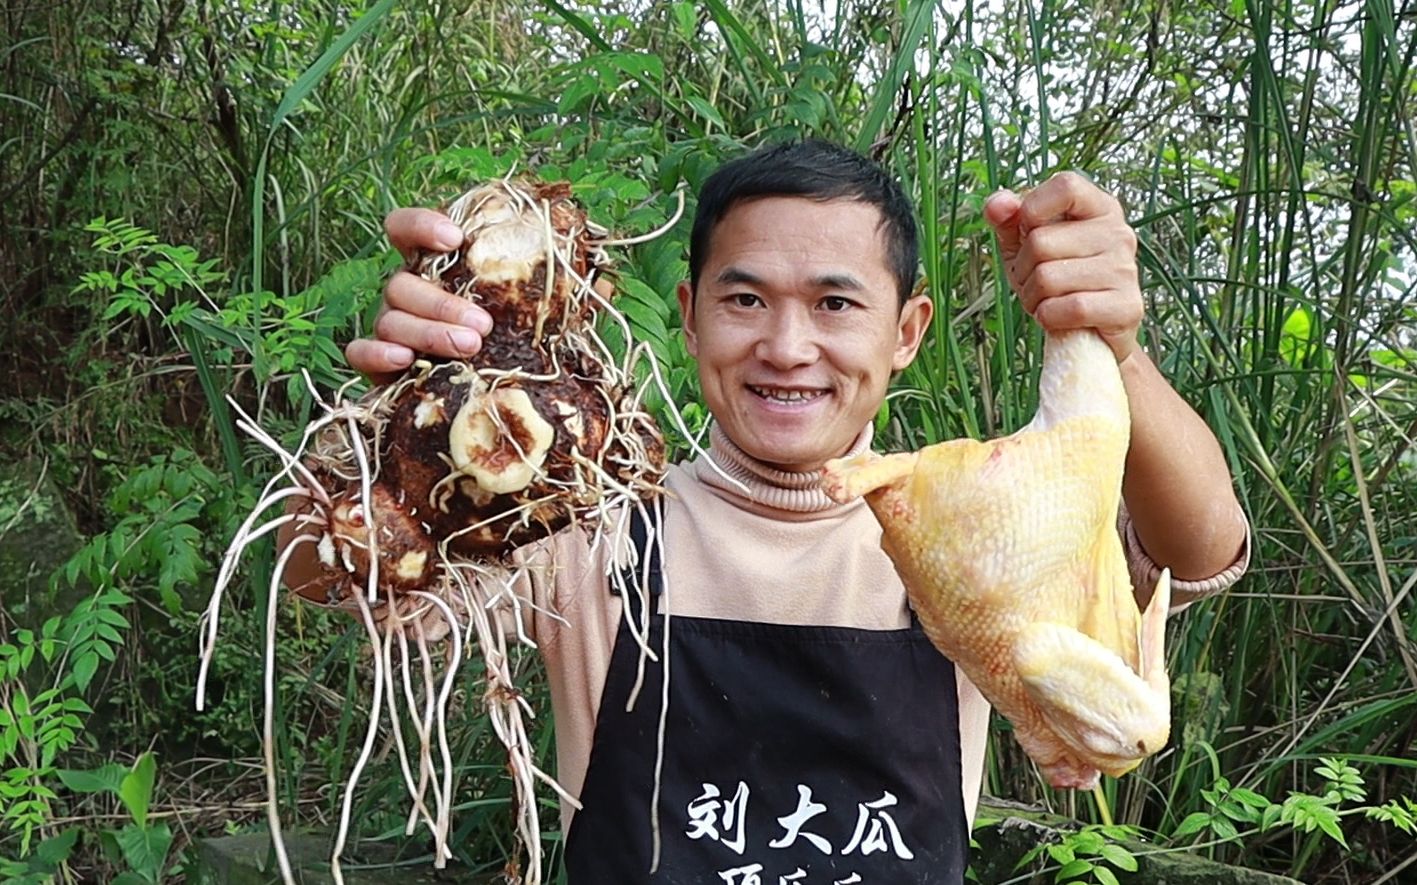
{"left": 344, "top": 208, "right": 493, "bottom": 384}
{"left": 983, "top": 172, "right": 1143, "bottom": 364}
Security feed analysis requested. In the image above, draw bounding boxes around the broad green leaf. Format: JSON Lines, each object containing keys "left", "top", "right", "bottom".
{"left": 1278, "top": 305, "right": 1315, "bottom": 367}
{"left": 1211, "top": 815, "right": 1239, "bottom": 840}
{"left": 57, "top": 763, "right": 127, "bottom": 796}
{"left": 118, "top": 753, "right": 157, "bottom": 828}
{"left": 671, "top": 1, "right": 696, "bottom": 40}
{"left": 1231, "top": 787, "right": 1271, "bottom": 809}
{"left": 34, "top": 827, "right": 80, "bottom": 865}
{"left": 1098, "top": 843, "right": 1138, "bottom": 872}
{"left": 113, "top": 821, "right": 172, "bottom": 882}
{"left": 1046, "top": 843, "right": 1075, "bottom": 864}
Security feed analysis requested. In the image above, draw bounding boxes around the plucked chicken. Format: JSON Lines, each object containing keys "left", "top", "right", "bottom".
{"left": 822, "top": 330, "right": 1171, "bottom": 789}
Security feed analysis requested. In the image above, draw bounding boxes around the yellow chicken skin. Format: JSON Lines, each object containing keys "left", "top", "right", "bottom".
{"left": 822, "top": 329, "right": 1171, "bottom": 789}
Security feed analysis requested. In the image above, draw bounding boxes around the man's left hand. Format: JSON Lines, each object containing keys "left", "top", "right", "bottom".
{"left": 983, "top": 172, "right": 1143, "bottom": 364}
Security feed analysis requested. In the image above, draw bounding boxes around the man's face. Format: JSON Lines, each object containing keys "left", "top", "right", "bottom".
{"left": 677, "top": 196, "right": 932, "bottom": 473}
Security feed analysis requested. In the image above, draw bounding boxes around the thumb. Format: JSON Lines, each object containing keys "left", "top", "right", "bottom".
{"left": 983, "top": 189, "right": 1024, "bottom": 259}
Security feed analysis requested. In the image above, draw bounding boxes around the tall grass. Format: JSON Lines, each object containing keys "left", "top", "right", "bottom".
{"left": 2, "top": 0, "right": 1413, "bottom": 880}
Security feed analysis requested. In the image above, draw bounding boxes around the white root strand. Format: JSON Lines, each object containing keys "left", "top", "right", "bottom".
{"left": 331, "top": 590, "right": 391, "bottom": 885}
{"left": 263, "top": 534, "right": 318, "bottom": 885}
{"left": 346, "top": 414, "right": 381, "bottom": 604}
{"left": 408, "top": 590, "right": 463, "bottom": 865}
{"left": 197, "top": 493, "right": 312, "bottom": 710}
{"left": 398, "top": 622, "right": 440, "bottom": 839}
{"left": 379, "top": 600, "right": 441, "bottom": 848}
{"left": 649, "top": 493, "right": 672, "bottom": 874}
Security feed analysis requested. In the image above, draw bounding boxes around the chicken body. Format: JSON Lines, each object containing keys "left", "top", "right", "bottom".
{"left": 822, "top": 330, "right": 1171, "bottom": 788}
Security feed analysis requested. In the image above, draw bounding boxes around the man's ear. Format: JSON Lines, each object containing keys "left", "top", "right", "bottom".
{"left": 676, "top": 280, "right": 699, "bottom": 357}
{"left": 892, "top": 292, "right": 933, "bottom": 371}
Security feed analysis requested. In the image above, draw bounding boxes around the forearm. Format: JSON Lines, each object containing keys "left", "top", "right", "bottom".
{"left": 1118, "top": 348, "right": 1247, "bottom": 581}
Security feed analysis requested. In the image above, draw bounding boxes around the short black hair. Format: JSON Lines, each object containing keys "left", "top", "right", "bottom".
{"left": 688, "top": 139, "right": 919, "bottom": 306}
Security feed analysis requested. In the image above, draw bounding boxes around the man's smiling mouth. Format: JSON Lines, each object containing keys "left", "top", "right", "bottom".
{"left": 747, "top": 385, "right": 827, "bottom": 403}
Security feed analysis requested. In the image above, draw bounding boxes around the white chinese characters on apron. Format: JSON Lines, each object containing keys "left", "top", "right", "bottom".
{"left": 564, "top": 511, "right": 969, "bottom": 884}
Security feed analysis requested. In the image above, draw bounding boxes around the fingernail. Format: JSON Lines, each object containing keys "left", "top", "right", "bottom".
{"left": 461, "top": 309, "right": 492, "bottom": 335}
{"left": 435, "top": 222, "right": 464, "bottom": 250}
{"left": 450, "top": 329, "right": 479, "bottom": 353}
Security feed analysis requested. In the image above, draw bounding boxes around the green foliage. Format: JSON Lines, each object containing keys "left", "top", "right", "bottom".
{"left": 2, "top": 0, "right": 1416, "bottom": 880}
{"left": 76, "top": 217, "right": 380, "bottom": 394}
{"left": 1017, "top": 823, "right": 1140, "bottom": 885}
{"left": 60, "top": 753, "right": 174, "bottom": 884}
{"left": 1167, "top": 758, "right": 1417, "bottom": 877}
{"left": 1171, "top": 775, "right": 1273, "bottom": 844}
{"left": 58, "top": 450, "right": 219, "bottom": 616}
{"left": 0, "top": 586, "right": 121, "bottom": 855}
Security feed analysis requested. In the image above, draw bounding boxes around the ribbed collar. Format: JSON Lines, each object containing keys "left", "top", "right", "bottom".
{"left": 687, "top": 423, "right": 874, "bottom": 516}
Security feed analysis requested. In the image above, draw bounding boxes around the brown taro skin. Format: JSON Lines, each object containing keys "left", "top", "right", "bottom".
{"left": 293, "top": 480, "right": 435, "bottom": 606}
{"left": 295, "top": 180, "right": 664, "bottom": 605}
{"left": 380, "top": 359, "right": 616, "bottom": 555}
{"left": 437, "top": 181, "right": 598, "bottom": 362}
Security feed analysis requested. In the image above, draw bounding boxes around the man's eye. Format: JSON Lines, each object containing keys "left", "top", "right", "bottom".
{"left": 732, "top": 293, "right": 762, "bottom": 307}
{"left": 820, "top": 296, "right": 853, "bottom": 312}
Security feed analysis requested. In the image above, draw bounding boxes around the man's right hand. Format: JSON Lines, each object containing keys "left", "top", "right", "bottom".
{"left": 345, "top": 208, "right": 495, "bottom": 384}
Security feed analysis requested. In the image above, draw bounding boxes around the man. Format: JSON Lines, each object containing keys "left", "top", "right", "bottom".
{"left": 343, "top": 141, "right": 1249, "bottom": 882}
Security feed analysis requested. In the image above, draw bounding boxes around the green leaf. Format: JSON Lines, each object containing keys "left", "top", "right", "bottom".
{"left": 684, "top": 94, "right": 726, "bottom": 130}
{"left": 853, "top": 0, "right": 933, "bottom": 152}
{"left": 34, "top": 827, "right": 80, "bottom": 865}
{"left": 1054, "top": 858, "right": 1093, "bottom": 881}
{"left": 557, "top": 72, "right": 599, "bottom": 114}
{"left": 1230, "top": 787, "right": 1271, "bottom": 809}
{"left": 671, "top": 1, "right": 696, "bottom": 39}
{"left": 1278, "top": 305, "right": 1315, "bottom": 366}
{"left": 57, "top": 763, "right": 127, "bottom": 796}
{"left": 118, "top": 753, "right": 156, "bottom": 828}
{"left": 72, "top": 652, "right": 99, "bottom": 691}
{"left": 1069, "top": 830, "right": 1105, "bottom": 853}
{"left": 1094, "top": 867, "right": 1120, "bottom": 885}
{"left": 1098, "top": 843, "right": 1138, "bottom": 872}
{"left": 1211, "top": 816, "right": 1239, "bottom": 840}
{"left": 1313, "top": 807, "right": 1348, "bottom": 847}
{"left": 114, "top": 821, "right": 172, "bottom": 881}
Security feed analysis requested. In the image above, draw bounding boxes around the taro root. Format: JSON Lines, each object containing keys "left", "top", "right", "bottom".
{"left": 196, "top": 179, "right": 680, "bottom": 885}
{"left": 292, "top": 180, "right": 667, "bottom": 607}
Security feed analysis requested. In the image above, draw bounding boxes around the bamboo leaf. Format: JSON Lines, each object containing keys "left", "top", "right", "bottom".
{"left": 853, "top": 0, "right": 933, "bottom": 153}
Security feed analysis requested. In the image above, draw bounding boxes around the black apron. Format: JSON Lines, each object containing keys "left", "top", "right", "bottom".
{"left": 563, "top": 509, "right": 969, "bottom": 884}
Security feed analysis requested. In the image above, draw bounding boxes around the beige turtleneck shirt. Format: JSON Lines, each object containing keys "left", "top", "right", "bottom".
{"left": 509, "top": 425, "right": 1250, "bottom": 833}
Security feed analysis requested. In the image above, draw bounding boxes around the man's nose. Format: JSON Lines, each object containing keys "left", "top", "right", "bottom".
{"left": 755, "top": 307, "right": 819, "bottom": 368}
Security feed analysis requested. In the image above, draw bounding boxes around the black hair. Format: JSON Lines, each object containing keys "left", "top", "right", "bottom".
{"left": 688, "top": 139, "right": 919, "bottom": 306}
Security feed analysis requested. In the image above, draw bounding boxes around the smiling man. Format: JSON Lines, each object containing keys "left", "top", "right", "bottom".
{"left": 344, "top": 140, "right": 1249, "bottom": 884}
{"left": 680, "top": 195, "right": 930, "bottom": 473}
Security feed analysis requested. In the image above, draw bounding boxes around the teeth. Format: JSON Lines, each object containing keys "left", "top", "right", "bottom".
{"left": 750, "top": 386, "right": 823, "bottom": 403}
